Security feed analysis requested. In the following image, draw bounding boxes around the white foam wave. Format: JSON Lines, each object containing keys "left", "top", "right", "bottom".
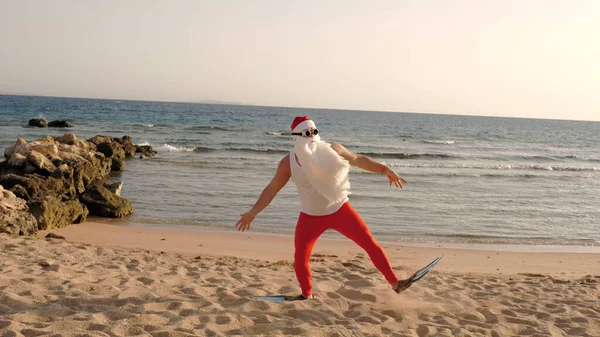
{"left": 267, "top": 131, "right": 283, "bottom": 135}
{"left": 143, "top": 124, "right": 154, "bottom": 127}
{"left": 134, "top": 141, "right": 197, "bottom": 153}
{"left": 423, "top": 140, "right": 456, "bottom": 145}
{"left": 156, "top": 144, "right": 195, "bottom": 152}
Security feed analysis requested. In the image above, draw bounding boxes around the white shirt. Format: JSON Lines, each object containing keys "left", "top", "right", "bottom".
{"left": 290, "top": 151, "right": 348, "bottom": 216}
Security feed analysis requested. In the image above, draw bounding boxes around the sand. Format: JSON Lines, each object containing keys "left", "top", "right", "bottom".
{"left": 0, "top": 221, "right": 598, "bottom": 337}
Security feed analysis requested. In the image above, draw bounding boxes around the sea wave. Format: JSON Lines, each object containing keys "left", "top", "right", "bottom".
{"left": 224, "top": 147, "right": 288, "bottom": 154}
{"left": 152, "top": 157, "right": 276, "bottom": 167}
{"left": 139, "top": 142, "right": 599, "bottom": 172}
{"left": 360, "top": 152, "right": 456, "bottom": 159}
{"left": 266, "top": 131, "right": 288, "bottom": 136}
{"left": 516, "top": 154, "right": 600, "bottom": 162}
{"left": 355, "top": 170, "right": 540, "bottom": 178}
{"left": 136, "top": 142, "right": 288, "bottom": 154}
{"left": 387, "top": 162, "right": 599, "bottom": 172}
{"left": 185, "top": 125, "right": 240, "bottom": 132}
{"left": 129, "top": 123, "right": 156, "bottom": 127}
{"left": 422, "top": 140, "right": 456, "bottom": 145}
{"left": 193, "top": 146, "right": 216, "bottom": 153}
{"left": 365, "top": 152, "right": 599, "bottom": 163}
{"left": 189, "top": 145, "right": 287, "bottom": 155}
{"left": 156, "top": 144, "right": 195, "bottom": 152}
{"left": 413, "top": 233, "right": 600, "bottom": 246}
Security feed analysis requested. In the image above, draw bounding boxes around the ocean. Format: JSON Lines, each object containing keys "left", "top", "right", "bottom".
{"left": 1, "top": 95, "right": 599, "bottom": 250}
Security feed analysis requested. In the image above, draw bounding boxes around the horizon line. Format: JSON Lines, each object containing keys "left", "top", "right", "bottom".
{"left": 0, "top": 92, "right": 597, "bottom": 123}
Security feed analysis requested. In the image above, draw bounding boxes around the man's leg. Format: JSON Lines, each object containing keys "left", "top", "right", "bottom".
{"left": 331, "top": 203, "right": 398, "bottom": 285}
{"left": 294, "top": 212, "right": 328, "bottom": 298}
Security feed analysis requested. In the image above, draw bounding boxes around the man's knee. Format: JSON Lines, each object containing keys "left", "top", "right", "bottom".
{"left": 358, "top": 237, "right": 382, "bottom": 251}
{"left": 294, "top": 251, "right": 311, "bottom": 264}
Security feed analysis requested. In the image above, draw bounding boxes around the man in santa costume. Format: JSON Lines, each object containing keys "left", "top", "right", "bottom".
{"left": 235, "top": 116, "right": 410, "bottom": 299}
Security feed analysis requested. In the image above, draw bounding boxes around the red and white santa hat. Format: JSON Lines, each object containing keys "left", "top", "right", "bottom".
{"left": 291, "top": 116, "right": 316, "bottom": 133}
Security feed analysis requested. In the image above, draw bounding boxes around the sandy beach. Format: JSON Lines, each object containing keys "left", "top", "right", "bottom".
{"left": 0, "top": 222, "right": 598, "bottom": 336}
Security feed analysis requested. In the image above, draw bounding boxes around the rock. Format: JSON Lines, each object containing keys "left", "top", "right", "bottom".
{"left": 79, "top": 182, "right": 133, "bottom": 218}
{"left": 9, "top": 184, "right": 29, "bottom": 201}
{"left": 0, "top": 211, "right": 37, "bottom": 235}
{"left": 0, "top": 185, "right": 26, "bottom": 212}
{"left": 105, "top": 181, "right": 123, "bottom": 196}
{"left": 0, "top": 185, "right": 38, "bottom": 235}
{"left": 4, "top": 137, "right": 26, "bottom": 159}
{"left": 45, "top": 233, "right": 65, "bottom": 240}
{"left": 135, "top": 145, "right": 157, "bottom": 158}
{"left": 111, "top": 158, "right": 125, "bottom": 171}
{"left": 0, "top": 173, "right": 78, "bottom": 203}
{"left": 0, "top": 134, "right": 150, "bottom": 235}
{"left": 55, "top": 133, "right": 78, "bottom": 145}
{"left": 7, "top": 139, "right": 59, "bottom": 160}
{"left": 87, "top": 135, "right": 113, "bottom": 146}
{"left": 57, "top": 143, "right": 87, "bottom": 156}
{"left": 39, "top": 259, "right": 52, "bottom": 267}
{"left": 24, "top": 164, "right": 37, "bottom": 174}
{"left": 96, "top": 141, "right": 125, "bottom": 160}
{"left": 114, "top": 136, "right": 136, "bottom": 158}
{"left": 55, "top": 134, "right": 92, "bottom": 151}
{"left": 29, "top": 197, "right": 89, "bottom": 230}
{"left": 55, "top": 163, "right": 70, "bottom": 174}
{"left": 27, "top": 150, "right": 57, "bottom": 175}
{"left": 7, "top": 153, "right": 27, "bottom": 167}
{"left": 48, "top": 120, "right": 73, "bottom": 128}
{"left": 54, "top": 151, "right": 112, "bottom": 194}
{"left": 28, "top": 119, "right": 47, "bottom": 127}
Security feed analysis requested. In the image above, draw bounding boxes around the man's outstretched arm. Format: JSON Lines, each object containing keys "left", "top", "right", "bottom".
{"left": 330, "top": 142, "right": 408, "bottom": 188}
{"left": 235, "top": 155, "right": 291, "bottom": 232}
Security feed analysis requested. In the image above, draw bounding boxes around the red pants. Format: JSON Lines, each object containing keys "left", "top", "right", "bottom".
{"left": 294, "top": 202, "right": 398, "bottom": 297}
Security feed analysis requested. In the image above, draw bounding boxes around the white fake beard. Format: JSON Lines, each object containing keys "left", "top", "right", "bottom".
{"left": 294, "top": 134, "right": 351, "bottom": 204}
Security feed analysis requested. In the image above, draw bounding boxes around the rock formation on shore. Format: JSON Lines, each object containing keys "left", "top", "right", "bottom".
{"left": 28, "top": 118, "right": 74, "bottom": 128}
{"left": 0, "top": 133, "right": 157, "bottom": 235}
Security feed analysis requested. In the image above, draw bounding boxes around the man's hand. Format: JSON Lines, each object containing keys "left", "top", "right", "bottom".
{"left": 235, "top": 211, "right": 256, "bottom": 232}
{"left": 384, "top": 167, "right": 408, "bottom": 188}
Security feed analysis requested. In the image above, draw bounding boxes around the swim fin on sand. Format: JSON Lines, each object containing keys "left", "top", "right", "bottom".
{"left": 394, "top": 255, "right": 443, "bottom": 293}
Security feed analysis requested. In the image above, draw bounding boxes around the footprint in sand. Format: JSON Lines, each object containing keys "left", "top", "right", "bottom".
{"left": 215, "top": 315, "right": 231, "bottom": 325}
{"left": 337, "top": 289, "right": 377, "bottom": 302}
{"left": 136, "top": 277, "right": 154, "bottom": 285}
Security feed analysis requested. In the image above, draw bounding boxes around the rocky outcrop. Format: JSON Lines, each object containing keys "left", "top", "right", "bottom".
{"left": 27, "top": 119, "right": 73, "bottom": 128}
{"left": 113, "top": 136, "right": 137, "bottom": 158}
{"left": 105, "top": 181, "right": 123, "bottom": 196}
{"left": 0, "top": 173, "right": 79, "bottom": 203}
{"left": 0, "top": 185, "right": 38, "bottom": 235}
{"left": 29, "top": 197, "right": 88, "bottom": 230}
{"left": 28, "top": 119, "right": 47, "bottom": 127}
{"left": 79, "top": 182, "right": 133, "bottom": 218}
{"left": 0, "top": 133, "right": 155, "bottom": 234}
{"left": 136, "top": 145, "right": 157, "bottom": 158}
{"left": 48, "top": 120, "right": 73, "bottom": 128}
{"left": 9, "top": 184, "right": 29, "bottom": 200}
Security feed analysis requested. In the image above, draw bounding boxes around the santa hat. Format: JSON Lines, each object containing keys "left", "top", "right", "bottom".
{"left": 291, "top": 116, "right": 316, "bottom": 133}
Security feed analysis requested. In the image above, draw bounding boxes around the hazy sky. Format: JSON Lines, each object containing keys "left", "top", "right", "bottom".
{"left": 1, "top": 1, "right": 599, "bottom": 121}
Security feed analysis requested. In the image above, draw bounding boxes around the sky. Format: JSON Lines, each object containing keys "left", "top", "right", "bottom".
{"left": 1, "top": 0, "right": 599, "bottom": 121}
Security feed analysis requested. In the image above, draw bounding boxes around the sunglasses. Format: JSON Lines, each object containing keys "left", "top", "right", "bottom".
{"left": 291, "top": 129, "right": 319, "bottom": 137}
